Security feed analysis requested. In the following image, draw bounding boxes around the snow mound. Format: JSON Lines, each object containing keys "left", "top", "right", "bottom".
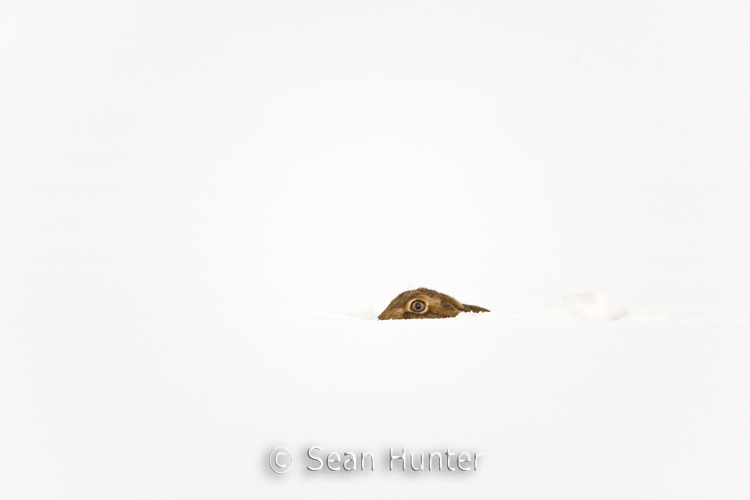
{"left": 558, "top": 291, "right": 629, "bottom": 320}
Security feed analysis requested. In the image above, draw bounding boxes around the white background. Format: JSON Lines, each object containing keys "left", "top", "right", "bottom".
{"left": 1, "top": 2, "right": 749, "bottom": 499}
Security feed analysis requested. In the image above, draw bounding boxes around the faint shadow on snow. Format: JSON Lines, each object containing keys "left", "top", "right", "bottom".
{"left": 548, "top": 291, "right": 629, "bottom": 321}
{"left": 349, "top": 308, "right": 379, "bottom": 320}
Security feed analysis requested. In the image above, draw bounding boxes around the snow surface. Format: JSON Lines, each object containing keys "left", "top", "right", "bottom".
{"left": 2, "top": 306, "right": 749, "bottom": 499}
{"left": 2, "top": 1, "right": 750, "bottom": 499}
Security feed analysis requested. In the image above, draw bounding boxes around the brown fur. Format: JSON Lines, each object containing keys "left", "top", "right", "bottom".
{"left": 377, "top": 288, "right": 490, "bottom": 320}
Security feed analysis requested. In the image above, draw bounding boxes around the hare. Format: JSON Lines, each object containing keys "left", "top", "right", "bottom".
{"left": 378, "top": 288, "right": 489, "bottom": 320}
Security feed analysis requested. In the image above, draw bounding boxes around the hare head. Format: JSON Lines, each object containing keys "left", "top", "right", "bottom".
{"left": 377, "top": 288, "right": 489, "bottom": 320}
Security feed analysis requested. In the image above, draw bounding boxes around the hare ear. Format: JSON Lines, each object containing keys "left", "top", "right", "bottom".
{"left": 461, "top": 304, "right": 490, "bottom": 313}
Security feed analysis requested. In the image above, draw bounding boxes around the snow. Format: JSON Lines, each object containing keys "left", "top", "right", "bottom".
{"left": 553, "top": 291, "right": 629, "bottom": 320}
{"left": 2, "top": 307, "right": 749, "bottom": 499}
{"left": 2, "top": 1, "right": 750, "bottom": 499}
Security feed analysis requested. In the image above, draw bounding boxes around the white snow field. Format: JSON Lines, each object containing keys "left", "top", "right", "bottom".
{"left": 2, "top": 1, "right": 750, "bottom": 499}
{"left": 2, "top": 305, "right": 749, "bottom": 499}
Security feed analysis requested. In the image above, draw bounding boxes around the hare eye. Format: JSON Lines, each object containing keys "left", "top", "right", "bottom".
{"left": 410, "top": 300, "right": 426, "bottom": 313}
